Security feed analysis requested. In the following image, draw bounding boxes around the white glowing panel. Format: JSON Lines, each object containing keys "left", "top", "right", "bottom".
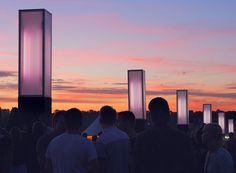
{"left": 19, "top": 9, "right": 52, "bottom": 97}
{"left": 218, "top": 112, "right": 225, "bottom": 134}
{"left": 203, "top": 104, "right": 212, "bottom": 124}
{"left": 228, "top": 119, "right": 234, "bottom": 133}
{"left": 177, "top": 90, "right": 188, "bottom": 124}
{"left": 128, "top": 70, "right": 146, "bottom": 119}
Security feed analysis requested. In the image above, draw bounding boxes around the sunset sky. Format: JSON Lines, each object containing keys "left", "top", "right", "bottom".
{"left": 0, "top": 0, "right": 236, "bottom": 112}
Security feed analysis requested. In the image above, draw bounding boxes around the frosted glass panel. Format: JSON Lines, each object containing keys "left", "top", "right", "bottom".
{"left": 177, "top": 90, "right": 188, "bottom": 124}
{"left": 44, "top": 11, "right": 52, "bottom": 97}
{"left": 228, "top": 119, "right": 234, "bottom": 133}
{"left": 20, "top": 11, "right": 43, "bottom": 95}
{"left": 203, "top": 104, "right": 212, "bottom": 124}
{"left": 128, "top": 70, "right": 146, "bottom": 119}
{"left": 19, "top": 9, "right": 52, "bottom": 97}
{"left": 218, "top": 112, "right": 225, "bottom": 134}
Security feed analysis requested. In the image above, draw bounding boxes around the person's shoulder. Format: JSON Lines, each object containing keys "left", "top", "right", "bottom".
{"left": 48, "top": 133, "right": 66, "bottom": 145}
{"left": 116, "top": 127, "right": 129, "bottom": 139}
{"left": 97, "top": 127, "right": 128, "bottom": 144}
{"left": 136, "top": 128, "right": 153, "bottom": 140}
{"left": 217, "top": 147, "right": 233, "bottom": 159}
{"left": 38, "top": 132, "right": 51, "bottom": 143}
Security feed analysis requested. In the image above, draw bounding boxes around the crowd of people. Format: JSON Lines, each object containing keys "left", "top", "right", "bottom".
{"left": 0, "top": 97, "right": 236, "bottom": 173}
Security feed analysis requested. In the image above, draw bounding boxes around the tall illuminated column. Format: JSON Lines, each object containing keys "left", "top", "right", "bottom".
{"left": 176, "top": 90, "right": 188, "bottom": 125}
{"left": 203, "top": 104, "right": 212, "bottom": 124}
{"left": 128, "top": 70, "right": 146, "bottom": 130}
{"left": 218, "top": 112, "right": 225, "bottom": 134}
{"left": 228, "top": 119, "right": 234, "bottom": 133}
{"left": 18, "top": 9, "right": 52, "bottom": 117}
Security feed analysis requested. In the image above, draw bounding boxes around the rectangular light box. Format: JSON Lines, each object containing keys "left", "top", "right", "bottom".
{"left": 228, "top": 119, "right": 234, "bottom": 133}
{"left": 203, "top": 104, "right": 212, "bottom": 124}
{"left": 128, "top": 70, "right": 146, "bottom": 119}
{"left": 218, "top": 112, "right": 225, "bottom": 134}
{"left": 19, "top": 9, "right": 52, "bottom": 97}
{"left": 177, "top": 90, "right": 188, "bottom": 124}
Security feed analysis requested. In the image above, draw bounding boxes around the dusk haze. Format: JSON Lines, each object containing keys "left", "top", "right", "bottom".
{"left": 0, "top": 0, "right": 236, "bottom": 112}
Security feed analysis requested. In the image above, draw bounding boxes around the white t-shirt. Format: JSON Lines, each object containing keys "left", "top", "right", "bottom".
{"left": 204, "top": 147, "right": 234, "bottom": 173}
{"left": 46, "top": 133, "right": 97, "bottom": 173}
{"left": 96, "top": 126, "right": 130, "bottom": 173}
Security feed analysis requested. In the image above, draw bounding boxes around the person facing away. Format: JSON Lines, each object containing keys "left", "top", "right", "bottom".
{"left": 96, "top": 106, "right": 130, "bottom": 173}
{"left": 37, "top": 111, "right": 66, "bottom": 173}
{"left": 45, "top": 108, "right": 98, "bottom": 173}
{"left": 117, "top": 111, "right": 136, "bottom": 173}
{"left": 117, "top": 111, "right": 136, "bottom": 149}
{"left": 202, "top": 123, "right": 234, "bottom": 173}
{"left": 134, "top": 97, "right": 193, "bottom": 173}
{"left": 225, "top": 132, "right": 236, "bottom": 172}
{"left": 9, "top": 127, "right": 27, "bottom": 173}
{"left": 27, "top": 121, "right": 45, "bottom": 173}
{"left": 0, "top": 128, "right": 12, "bottom": 173}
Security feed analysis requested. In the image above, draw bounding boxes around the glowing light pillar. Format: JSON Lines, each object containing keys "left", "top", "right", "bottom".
{"left": 177, "top": 90, "right": 188, "bottom": 125}
{"left": 218, "top": 112, "right": 225, "bottom": 134}
{"left": 128, "top": 70, "right": 146, "bottom": 120}
{"left": 18, "top": 9, "right": 52, "bottom": 117}
{"left": 203, "top": 104, "right": 212, "bottom": 124}
{"left": 228, "top": 119, "right": 234, "bottom": 133}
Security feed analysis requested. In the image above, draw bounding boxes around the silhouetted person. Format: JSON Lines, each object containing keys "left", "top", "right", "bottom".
{"left": 9, "top": 127, "right": 27, "bottom": 173}
{"left": 225, "top": 132, "right": 236, "bottom": 172}
{"left": 192, "top": 125, "right": 208, "bottom": 173}
{"left": 45, "top": 108, "right": 98, "bottom": 173}
{"left": 117, "top": 111, "right": 136, "bottom": 149}
{"left": 134, "top": 97, "right": 193, "bottom": 173}
{"left": 27, "top": 121, "right": 45, "bottom": 173}
{"left": 96, "top": 106, "right": 129, "bottom": 173}
{"left": 202, "top": 123, "right": 234, "bottom": 173}
{"left": 37, "top": 111, "right": 66, "bottom": 173}
{"left": 0, "top": 128, "right": 12, "bottom": 173}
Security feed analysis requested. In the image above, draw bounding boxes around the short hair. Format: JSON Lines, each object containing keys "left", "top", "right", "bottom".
{"left": 204, "top": 123, "right": 223, "bottom": 141}
{"left": 54, "top": 110, "right": 66, "bottom": 123}
{"left": 65, "top": 108, "right": 83, "bottom": 130}
{"left": 100, "top": 106, "right": 116, "bottom": 125}
{"left": 148, "top": 97, "right": 170, "bottom": 124}
{"left": 118, "top": 111, "right": 135, "bottom": 125}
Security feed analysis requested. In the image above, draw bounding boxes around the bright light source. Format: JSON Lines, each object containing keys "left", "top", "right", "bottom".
{"left": 203, "top": 104, "right": 212, "bottom": 124}
{"left": 228, "top": 119, "right": 234, "bottom": 133}
{"left": 128, "top": 70, "right": 146, "bottom": 119}
{"left": 177, "top": 90, "right": 188, "bottom": 124}
{"left": 19, "top": 9, "right": 52, "bottom": 97}
{"left": 218, "top": 112, "right": 225, "bottom": 134}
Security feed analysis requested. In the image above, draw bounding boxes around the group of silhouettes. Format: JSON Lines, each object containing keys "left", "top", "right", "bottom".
{"left": 1, "top": 97, "right": 236, "bottom": 173}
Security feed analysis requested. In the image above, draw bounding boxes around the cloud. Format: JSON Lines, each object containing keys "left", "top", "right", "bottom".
{"left": 0, "top": 97, "right": 16, "bottom": 102}
{"left": 0, "top": 71, "right": 16, "bottom": 77}
{"left": 225, "top": 83, "right": 236, "bottom": 90}
{"left": 110, "top": 82, "right": 127, "bottom": 86}
{"left": 52, "top": 85, "right": 77, "bottom": 90}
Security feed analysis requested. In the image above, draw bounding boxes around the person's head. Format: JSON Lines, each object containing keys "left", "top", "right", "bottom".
{"left": 117, "top": 111, "right": 136, "bottom": 132}
{"left": 99, "top": 106, "right": 116, "bottom": 128}
{"left": 229, "top": 132, "right": 234, "bottom": 139}
{"left": 53, "top": 110, "right": 66, "bottom": 132}
{"left": 65, "top": 108, "right": 83, "bottom": 131}
{"left": 9, "top": 127, "right": 21, "bottom": 141}
{"left": 148, "top": 97, "right": 170, "bottom": 126}
{"left": 202, "top": 123, "right": 223, "bottom": 150}
{"left": 32, "top": 121, "right": 44, "bottom": 137}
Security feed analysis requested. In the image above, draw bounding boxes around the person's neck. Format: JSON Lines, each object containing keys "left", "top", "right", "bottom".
{"left": 53, "top": 129, "right": 65, "bottom": 135}
{"left": 208, "top": 144, "right": 221, "bottom": 153}
{"left": 66, "top": 129, "right": 80, "bottom": 134}
{"left": 153, "top": 123, "right": 168, "bottom": 128}
{"left": 126, "top": 128, "right": 136, "bottom": 138}
{"left": 102, "top": 124, "right": 114, "bottom": 129}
